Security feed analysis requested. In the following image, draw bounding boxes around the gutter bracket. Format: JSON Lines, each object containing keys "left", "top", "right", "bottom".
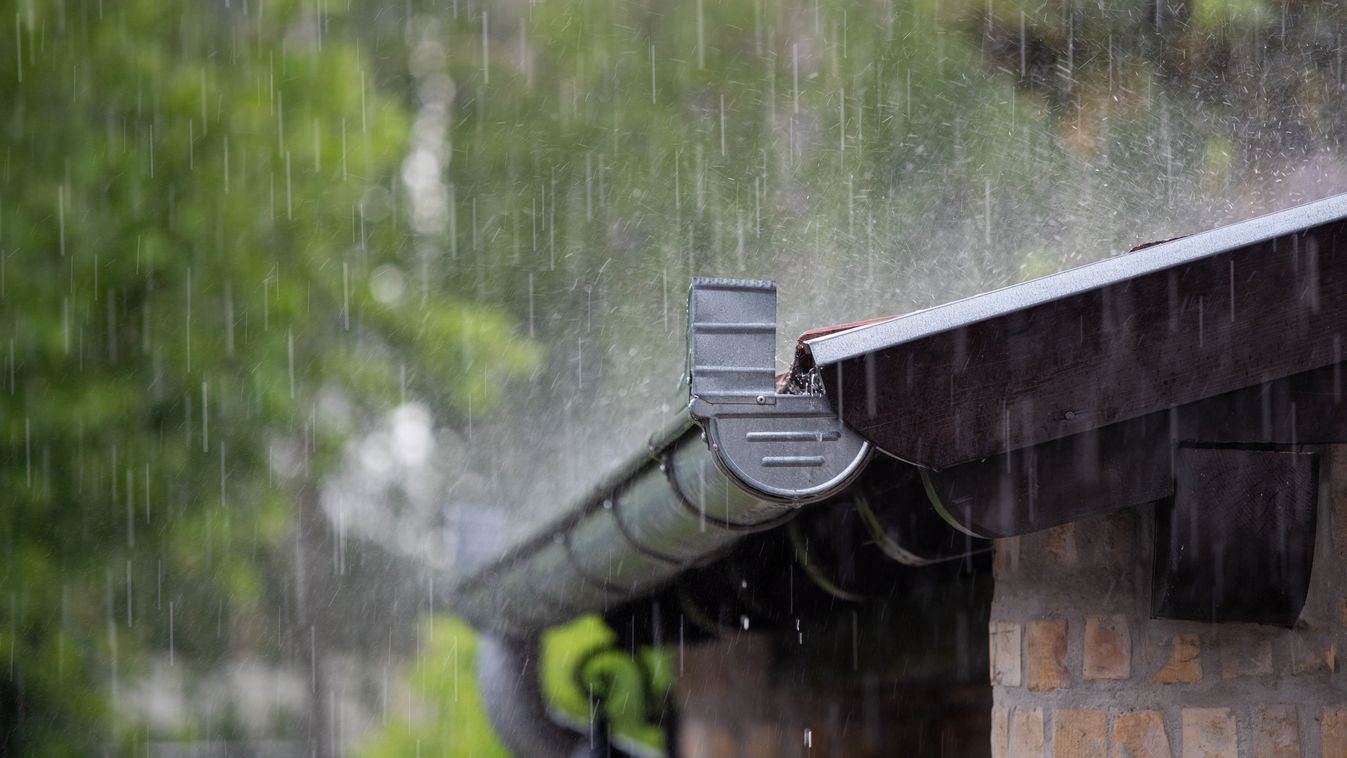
{"left": 687, "top": 278, "right": 871, "bottom": 502}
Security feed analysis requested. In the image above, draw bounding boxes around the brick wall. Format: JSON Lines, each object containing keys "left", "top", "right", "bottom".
{"left": 676, "top": 632, "right": 992, "bottom": 757}
{"left": 989, "top": 447, "right": 1347, "bottom": 758}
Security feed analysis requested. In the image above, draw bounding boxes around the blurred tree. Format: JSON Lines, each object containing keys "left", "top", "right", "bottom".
{"left": 958, "top": 0, "right": 1347, "bottom": 202}
{"left": 436, "top": 0, "right": 1047, "bottom": 350}
{"left": 0, "top": 0, "right": 536, "bottom": 753}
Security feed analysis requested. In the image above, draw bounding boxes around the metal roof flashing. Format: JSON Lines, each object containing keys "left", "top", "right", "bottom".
{"left": 803, "top": 192, "right": 1347, "bottom": 368}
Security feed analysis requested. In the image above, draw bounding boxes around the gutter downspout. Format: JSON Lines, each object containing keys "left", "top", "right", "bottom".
{"left": 477, "top": 634, "right": 591, "bottom": 758}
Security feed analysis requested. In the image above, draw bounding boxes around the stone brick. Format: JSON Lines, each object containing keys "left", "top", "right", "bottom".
{"left": 1251, "top": 705, "right": 1299, "bottom": 758}
{"left": 679, "top": 720, "right": 718, "bottom": 758}
{"left": 1333, "top": 485, "right": 1347, "bottom": 551}
{"left": 996, "top": 537, "right": 1022, "bottom": 576}
{"left": 743, "top": 721, "right": 780, "bottom": 758}
{"left": 1026, "top": 618, "right": 1069, "bottom": 692}
{"left": 1322, "top": 706, "right": 1347, "bottom": 758}
{"left": 1152, "top": 635, "right": 1202, "bottom": 685}
{"left": 1181, "top": 708, "right": 1236, "bottom": 758}
{"left": 1084, "top": 615, "right": 1131, "bottom": 681}
{"left": 1052, "top": 709, "right": 1107, "bottom": 758}
{"left": 1290, "top": 636, "right": 1335, "bottom": 675}
{"left": 992, "top": 705, "right": 1010, "bottom": 758}
{"left": 991, "top": 620, "right": 1023, "bottom": 687}
{"left": 708, "top": 725, "right": 737, "bottom": 758}
{"left": 1220, "top": 640, "right": 1273, "bottom": 679}
{"left": 1112, "top": 710, "right": 1172, "bottom": 758}
{"left": 1098, "top": 510, "right": 1136, "bottom": 566}
{"left": 1045, "top": 523, "right": 1079, "bottom": 566}
{"left": 1010, "top": 707, "right": 1045, "bottom": 758}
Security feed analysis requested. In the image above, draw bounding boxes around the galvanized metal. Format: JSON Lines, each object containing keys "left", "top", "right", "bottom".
{"left": 452, "top": 279, "right": 880, "bottom": 636}
{"left": 688, "top": 278, "right": 872, "bottom": 501}
{"left": 450, "top": 419, "right": 809, "bottom": 635}
{"left": 805, "top": 193, "right": 1347, "bottom": 368}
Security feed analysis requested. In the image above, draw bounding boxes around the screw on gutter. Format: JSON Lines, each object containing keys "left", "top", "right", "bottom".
{"left": 757, "top": 394, "right": 767, "bottom": 404}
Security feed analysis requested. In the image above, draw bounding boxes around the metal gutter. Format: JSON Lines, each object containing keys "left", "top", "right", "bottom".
{"left": 450, "top": 280, "right": 879, "bottom": 637}
{"left": 450, "top": 416, "right": 805, "bottom": 634}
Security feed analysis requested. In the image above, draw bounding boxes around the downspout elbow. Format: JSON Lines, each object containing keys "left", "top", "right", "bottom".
{"left": 476, "top": 634, "right": 589, "bottom": 758}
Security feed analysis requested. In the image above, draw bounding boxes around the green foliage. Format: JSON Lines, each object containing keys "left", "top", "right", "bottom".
{"left": 437, "top": 0, "right": 1054, "bottom": 364}
{"left": 1191, "top": 0, "right": 1273, "bottom": 32}
{"left": 0, "top": 0, "right": 536, "bottom": 751}
{"left": 357, "top": 616, "right": 509, "bottom": 758}
{"left": 359, "top": 614, "right": 671, "bottom": 756}
{"left": 541, "top": 615, "right": 673, "bottom": 750}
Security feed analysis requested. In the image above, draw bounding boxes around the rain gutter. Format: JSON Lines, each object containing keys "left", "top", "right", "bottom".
{"left": 451, "top": 279, "right": 878, "bottom": 637}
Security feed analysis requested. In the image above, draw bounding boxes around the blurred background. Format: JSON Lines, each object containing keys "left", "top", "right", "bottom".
{"left": 2, "top": 0, "right": 1346, "bottom": 754}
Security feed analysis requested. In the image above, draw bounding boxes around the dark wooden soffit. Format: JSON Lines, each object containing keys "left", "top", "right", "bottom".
{"left": 924, "top": 360, "right": 1347, "bottom": 538}
{"left": 804, "top": 193, "right": 1347, "bottom": 470}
